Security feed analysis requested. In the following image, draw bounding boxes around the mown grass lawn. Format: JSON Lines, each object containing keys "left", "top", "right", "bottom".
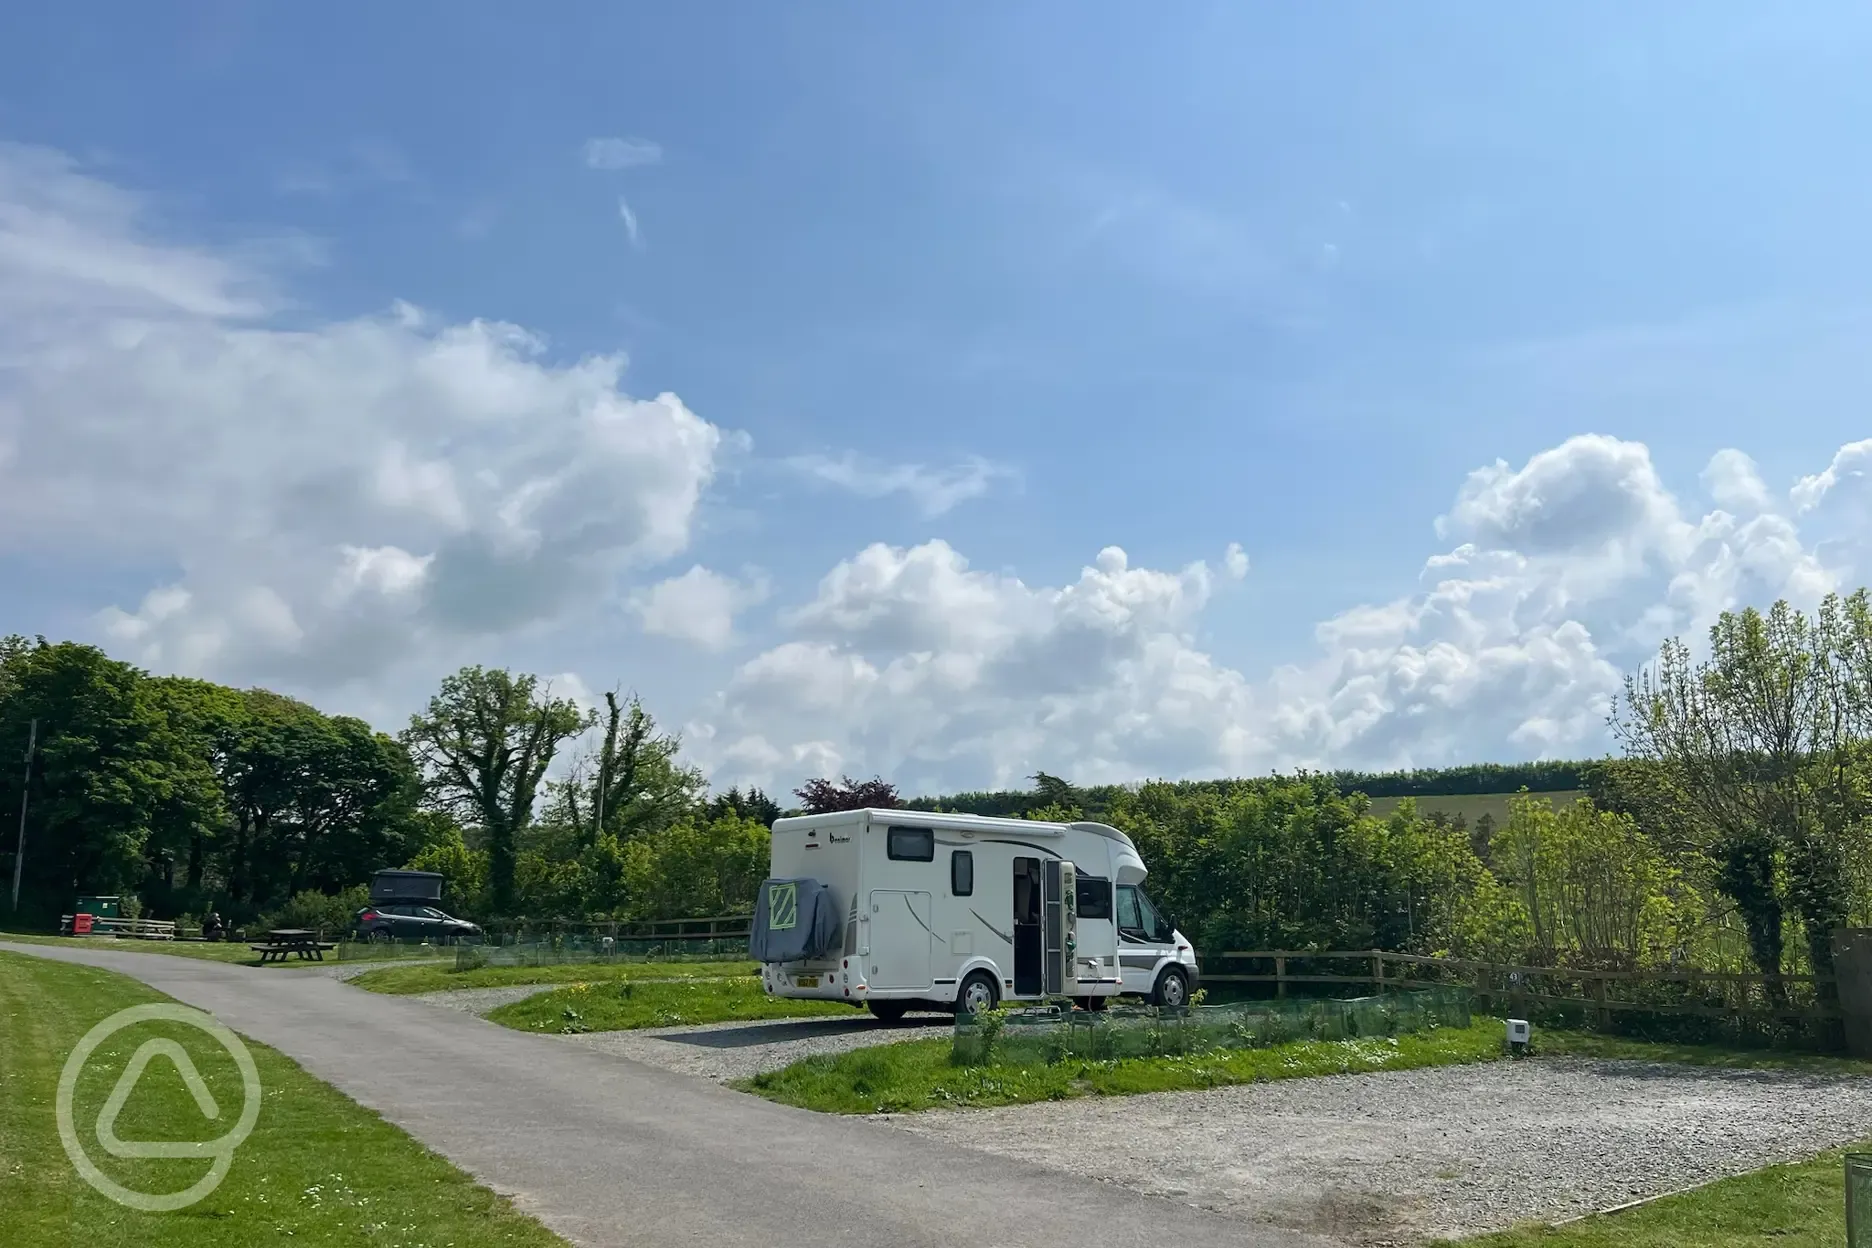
{"left": 0, "top": 950, "right": 567, "bottom": 1247}
{"left": 485, "top": 976, "right": 856, "bottom": 1034}
{"left": 0, "top": 931, "right": 330, "bottom": 967}
{"left": 742, "top": 1019, "right": 1511, "bottom": 1113}
{"left": 349, "top": 958, "right": 758, "bottom": 996}
{"left": 1465, "top": 1143, "right": 1868, "bottom": 1248}
{"left": 0, "top": 931, "right": 450, "bottom": 972}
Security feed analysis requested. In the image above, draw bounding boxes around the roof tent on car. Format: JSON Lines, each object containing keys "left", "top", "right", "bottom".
{"left": 369, "top": 869, "right": 444, "bottom": 905}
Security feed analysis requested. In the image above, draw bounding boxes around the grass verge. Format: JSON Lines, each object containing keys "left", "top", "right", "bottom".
{"left": 742, "top": 1018, "right": 1509, "bottom": 1113}
{"left": 485, "top": 976, "right": 856, "bottom": 1034}
{"left": 0, "top": 949, "right": 567, "bottom": 1247}
{"left": 0, "top": 931, "right": 450, "bottom": 971}
{"left": 348, "top": 958, "right": 758, "bottom": 996}
{"left": 0, "top": 932, "right": 331, "bottom": 966}
{"left": 1464, "top": 1141, "right": 1868, "bottom": 1247}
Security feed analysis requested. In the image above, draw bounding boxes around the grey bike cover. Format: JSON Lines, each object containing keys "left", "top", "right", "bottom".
{"left": 749, "top": 877, "right": 841, "bottom": 963}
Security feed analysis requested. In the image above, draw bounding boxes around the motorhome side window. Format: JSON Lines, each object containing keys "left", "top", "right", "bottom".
{"left": 1075, "top": 875, "right": 1112, "bottom": 919}
{"left": 951, "top": 850, "right": 973, "bottom": 895}
{"left": 887, "top": 826, "right": 934, "bottom": 861}
{"left": 1118, "top": 884, "right": 1166, "bottom": 938}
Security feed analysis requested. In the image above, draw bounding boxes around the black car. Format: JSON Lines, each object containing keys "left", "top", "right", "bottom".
{"left": 353, "top": 903, "right": 482, "bottom": 944}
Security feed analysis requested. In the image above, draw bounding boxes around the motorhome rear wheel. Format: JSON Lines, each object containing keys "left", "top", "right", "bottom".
{"left": 957, "top": 969, "right": 999, "bottom": 1016}
{"left": 868, "top": 999, "right": 910, "bottom": 1024}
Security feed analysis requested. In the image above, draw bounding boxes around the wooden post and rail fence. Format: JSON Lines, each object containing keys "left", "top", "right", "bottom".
{"left": 480, "top": 913, "right": 755, "bottom": 946}
{"left": 1198, "top": 948, "right": 1844, "bottom": 1030}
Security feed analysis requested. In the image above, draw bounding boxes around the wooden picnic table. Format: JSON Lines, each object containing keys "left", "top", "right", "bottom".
{"left": 251, "top": 928, "right": 336, "bottom": 964}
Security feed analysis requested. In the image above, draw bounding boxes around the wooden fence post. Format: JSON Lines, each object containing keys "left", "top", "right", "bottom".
{"left": 1592, "top": 973, "right": 1610, "bottom": 1030}
{"left": 1373, "top": 951, "right": 1385, "bottom": 994}
{"left": 1276, "top": 956, "right": 1287, "bottom": 999}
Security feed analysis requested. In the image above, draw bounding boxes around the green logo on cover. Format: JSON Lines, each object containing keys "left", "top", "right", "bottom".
{"left": 769, "top": 881, "right": 798, "bottom": 930}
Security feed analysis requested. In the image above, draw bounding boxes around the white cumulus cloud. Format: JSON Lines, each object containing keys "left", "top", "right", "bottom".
{"left": 693, "top": 433, "right": 1872, "bottom": 794}
{"left": 0, "top": 142, "right": 727, "bottom": 706}
{"left": 631, "top": 566, "right": 769, "bottom": 651}
{"left": 785, "top": 451, "right": 1015, "bottom": 518}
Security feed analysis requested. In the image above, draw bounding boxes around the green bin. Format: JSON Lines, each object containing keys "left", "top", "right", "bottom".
{"left": 74, "top": 894, "right": 122, "bottom": 919}
{"left": 1849, "top": 1154, "right": 1872, "bottom": 1248}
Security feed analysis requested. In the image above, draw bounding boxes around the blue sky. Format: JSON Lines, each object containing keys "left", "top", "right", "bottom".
{"left": 3, "top": 4, "right": 1871, "bottom": 793}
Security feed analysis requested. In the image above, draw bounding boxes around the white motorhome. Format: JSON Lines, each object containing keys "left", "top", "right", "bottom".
{"left": 756, "top": 807, "right": 1199, "bottom": 1021}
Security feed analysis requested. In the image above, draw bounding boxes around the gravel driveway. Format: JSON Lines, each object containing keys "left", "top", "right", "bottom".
{"left": 882, "top": 1056, "right": 1872, "bottom": 1243}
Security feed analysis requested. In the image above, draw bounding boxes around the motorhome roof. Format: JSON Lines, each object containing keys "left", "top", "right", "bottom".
{"left": 771, "top": 807, "right": 1135, "bottom": 850}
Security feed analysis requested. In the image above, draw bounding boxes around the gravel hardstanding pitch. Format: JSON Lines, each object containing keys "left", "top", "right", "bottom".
{"left": 410, "top": 983, "right": 563, "bottom": 1014}
{"left": 881, "top": 1057, "right": 1872, "bottom": 1242}
{"left": 557, "top": 1011, "right": 949, "bottom": 1081}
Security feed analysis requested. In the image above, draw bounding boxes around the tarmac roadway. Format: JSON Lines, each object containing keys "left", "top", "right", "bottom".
{"left": 3, "top": 942, "right": 1333, "bottom": 1248}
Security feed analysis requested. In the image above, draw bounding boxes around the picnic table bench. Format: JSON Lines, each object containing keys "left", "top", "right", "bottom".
{"left": 60, "top": 915, "right": 178, "bottom": 939}
{"left": 251, "top": 928, "right": 336, "bottom": 964}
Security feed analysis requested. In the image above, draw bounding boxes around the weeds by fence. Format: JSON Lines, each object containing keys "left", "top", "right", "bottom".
{"left": 952, "top": 987, "right": 1472, "bottom": 1067}
{"left": 452, "top": 935, "right": 752, "bottom": 971}
{"left": 1203, "top": 949, "right": 1843, "bottom": 1051}
{"left": 475, "top": 914, "right": 751, "bottom": 958}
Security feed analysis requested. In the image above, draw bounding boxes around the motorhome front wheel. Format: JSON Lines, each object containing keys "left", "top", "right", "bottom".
{"left": 1153, "top": 966, "right": 1189, "bottom": 1009}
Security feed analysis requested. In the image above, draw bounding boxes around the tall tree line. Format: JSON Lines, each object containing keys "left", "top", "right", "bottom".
{"left": 0, "top": 638, "right": 427, "bottom": 927}
{"left": 6, "top": 587, "right": 1869, "bottom": 967}
{"left": 0, "top": 639, "right": 784, "bottom": 928}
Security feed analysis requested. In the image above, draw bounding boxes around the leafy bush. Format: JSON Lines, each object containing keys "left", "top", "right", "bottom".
{"left": 260, "top": 885, "right": 370, "bottom": 935}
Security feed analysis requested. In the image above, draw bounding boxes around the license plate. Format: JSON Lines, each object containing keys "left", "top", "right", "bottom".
{"left": 794, "top": 975, "right": 819, "bottom": 988}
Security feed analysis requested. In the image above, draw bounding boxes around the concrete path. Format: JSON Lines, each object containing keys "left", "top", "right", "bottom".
{"left": 3, "top": 942, "right": 1331, "bottom": 1248}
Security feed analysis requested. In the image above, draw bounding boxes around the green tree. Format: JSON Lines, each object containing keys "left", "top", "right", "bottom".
{"left": 140, "top": 676, "right": 244, "bottom": 904}
{"left": 400, "top": 667, "right": 591, "bottom": 914}
{"left": 1492, "top": 793, "right": 1683, "bottom": 967}
{"left": 620, "top": 814, "right": 770, "bottom": 921}
{"left": 1614, "top": 595, "right": 1871, "bottom": 985}
{"left": 0, "top": 640, "right": 217, "bottom": 922}
{"left": 405, "top": 824, "right": 489, "bottom": 918}
{"left": 704, "top": 786, "right": 782, "bottom": 828}
{"left": 549, "top": 691, "right": 704, "bottom": 848}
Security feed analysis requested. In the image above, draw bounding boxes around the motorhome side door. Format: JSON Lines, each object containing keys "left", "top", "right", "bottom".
{"left": 1012, "top": 858, "right": 1042, "bottom": 996}
{"left": 1042, "top": 859, "right": 1076, "bottom": 996}
{"left": 867, "top": 890, "right": 933, "bottom": 990}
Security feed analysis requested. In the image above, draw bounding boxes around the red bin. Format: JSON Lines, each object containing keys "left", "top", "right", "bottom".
{"left": 73, "top": 913, "right": 93, "bottom": 935}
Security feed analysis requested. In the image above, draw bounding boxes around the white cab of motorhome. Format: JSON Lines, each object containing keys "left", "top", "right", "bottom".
{"left": 754, "top": 807, "right": 1199, "bottom": 1021}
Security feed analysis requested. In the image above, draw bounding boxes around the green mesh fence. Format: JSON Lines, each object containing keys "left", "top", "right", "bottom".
{"left": 951, "top": 987, "right": 1472, "bottom": 1067}
{"left": 1849, "top": 1154, "right": 1872, "bottom": 1248}
{"left": 450, "top": 936, "right": 750, "bottom": 971}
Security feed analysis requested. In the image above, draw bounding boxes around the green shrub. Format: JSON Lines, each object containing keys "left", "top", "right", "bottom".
{"left": 259, "top": 885, "right": 369, "bottom": 935}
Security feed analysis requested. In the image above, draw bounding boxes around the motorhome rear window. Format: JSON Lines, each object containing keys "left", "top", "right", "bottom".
{"left": 887, "top": 826, "right": 934, "bottom": 861}
{"left": 1076, "top": 876, "right": 1113, "bottom": 919}
{"left": 951, "top": 850, "right": 974, "bottom": 895}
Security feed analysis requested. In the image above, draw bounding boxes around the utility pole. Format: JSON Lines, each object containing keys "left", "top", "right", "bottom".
{"left": 11, "top": 719, "right": 34, "bottom": 913}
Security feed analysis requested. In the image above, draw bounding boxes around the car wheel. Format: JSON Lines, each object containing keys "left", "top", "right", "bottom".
{"left": 956, "top": 970, "right": 999, "bottom": 1017}
{"left": 1152, "top": 966, "right": 1189, "bottom": 1009}
{"left": 368, "top": 928, "right": 390, "bottom": 944}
